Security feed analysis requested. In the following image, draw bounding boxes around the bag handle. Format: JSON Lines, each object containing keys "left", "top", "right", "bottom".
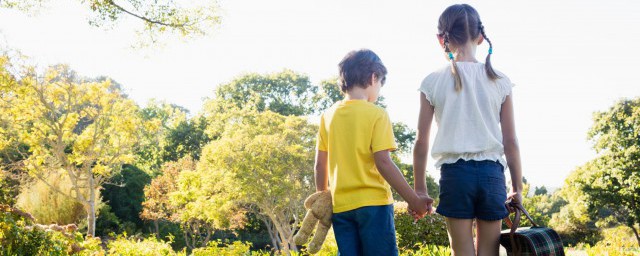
{"left": 504, "top": 198, "right": 538, "bottom": 231}
{"left": 503, "top": 198, "right": 538, "bottom": 256}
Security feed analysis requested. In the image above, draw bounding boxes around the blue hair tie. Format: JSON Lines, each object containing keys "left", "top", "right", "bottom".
{"left": 488, "top": 48, "right": 493, "bottom": 54}
{"left": 448, "top": 52, "right": 454, "bottom": 60}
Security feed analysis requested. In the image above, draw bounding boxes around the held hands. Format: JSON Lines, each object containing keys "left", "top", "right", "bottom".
{"left": 408, "top": 193, "right": 434, "bottom": 222}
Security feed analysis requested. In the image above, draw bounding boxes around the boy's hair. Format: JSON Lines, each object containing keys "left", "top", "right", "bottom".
{"left": 438, "top": 4, "right": 500, "bottom": 92}
{"left": 338, "top": 49, "right": 387, "bottom": 93}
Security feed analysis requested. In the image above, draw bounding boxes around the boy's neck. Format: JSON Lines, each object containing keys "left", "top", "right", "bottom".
{"left": 345, "top": 86, "right": 371, "bottom": 101}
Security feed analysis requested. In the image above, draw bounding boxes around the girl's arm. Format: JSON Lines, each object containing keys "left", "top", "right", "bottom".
{"left": 500, "top": 95, "right": 523, "bottom": 202}
{"left": 374, "top": 150, "right": 430, "bottom": 216}
{"left": 315, "top": 150, "right": 329, "bottom": 191}
{"left": 413, "top": 93, "right": 435, "bottom": 196}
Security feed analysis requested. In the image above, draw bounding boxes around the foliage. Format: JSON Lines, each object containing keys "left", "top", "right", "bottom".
{"left": 170, "top": 156, "right": 246, "bottom": 250}
{"left": 550, "top": 168, "right": 600, "bottom": 245}
{"left": 198, "top": 107, "right": 315, "bottom": 253}
{"left": 400, "top": 243, "right": 451, "bottom": 256}
{"left": 393, "top": 202, "right": 449, "bottom": 251}
{"left": 0, "top": 205, "right": 68, "bottom": 255}
{"left": 107, "top": 234, "right": 185, "bottom": 256}
{"left": 5, "top": 63, "right": 141, "bottom": 236}
{"left": 212, "top": 70, "right": 320, "bottom": 116}
{"left": 392, "top": 123, "right": 416, "bottom": 155}
{"left": 15, "top": 173, "right": 87, "bottom": 225}
{"left": 573, "top": 98, "right": 640, "bottom": 245}
{"left": 0, "top": 204, "right": 104, "bottom": 255}
{"left": 1, "top": 0, "right": 222, "bottom": 47}
{"left": 135, "top": 100, "right": 209, "bottom": 175}
{"left": 0, "top": 169, "right": 19, "bottom": 206}
{"left": 95, "top": 204, "right": 123, "bottom": 237}
{"left": 101, "top": 164, "right": 151, "bottom": 231}
{"left": 141, "top": 159, "right": 185, "bottom": 225}
{"left": 191, "top": 240, "right": 252, "bottom": 256}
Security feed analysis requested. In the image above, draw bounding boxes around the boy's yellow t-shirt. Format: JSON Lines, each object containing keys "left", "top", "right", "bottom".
{"left": 317, "top": 99, "right": 397, "bottom": 213}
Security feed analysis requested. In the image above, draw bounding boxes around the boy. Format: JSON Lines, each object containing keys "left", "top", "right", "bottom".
{"left": 315, "top": 49, "right": 432, "bottom": 255}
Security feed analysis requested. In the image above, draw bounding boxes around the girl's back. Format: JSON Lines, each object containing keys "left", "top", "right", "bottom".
{"left": 419, "top": 62, "right": 513, "bottom": 168}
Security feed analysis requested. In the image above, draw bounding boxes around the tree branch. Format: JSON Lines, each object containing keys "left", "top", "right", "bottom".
{"left": 107, "top": 0, "right": 189, "bottom": 28}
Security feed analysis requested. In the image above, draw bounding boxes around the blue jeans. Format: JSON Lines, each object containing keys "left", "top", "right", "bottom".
{"left": 331, "top": 204, "right": 398, "bottom": 256}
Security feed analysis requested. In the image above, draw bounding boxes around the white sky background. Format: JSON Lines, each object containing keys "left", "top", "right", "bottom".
{"left": 1, "top": 0, "right": 639, "bottom": 189}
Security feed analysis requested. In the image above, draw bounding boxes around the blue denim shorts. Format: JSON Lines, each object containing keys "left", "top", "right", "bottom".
{"left": 331, "top": 204, "right": 398, "bottom": 256}
{"left": 435, "top": 159, "right": 509, "bottom": 221}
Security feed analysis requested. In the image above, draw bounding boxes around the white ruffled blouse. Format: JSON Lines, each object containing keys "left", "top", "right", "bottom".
{"left": 419, "top": 62, "right": 514, "bottom": 169}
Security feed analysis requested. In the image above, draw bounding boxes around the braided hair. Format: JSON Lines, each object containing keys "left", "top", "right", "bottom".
{"left": 438, "top": 4, "right": 500, "bottom": 92}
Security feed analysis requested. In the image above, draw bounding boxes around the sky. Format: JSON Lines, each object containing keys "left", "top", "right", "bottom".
{"left": 1, "top": 0, "right": 639, "bottom": 189}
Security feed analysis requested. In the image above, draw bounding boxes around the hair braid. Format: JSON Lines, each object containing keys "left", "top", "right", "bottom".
{"left": 443, "top": 33, "right": 463, "bottom": 91}
{"left": 480, "top": 23, "right": 500, "bottom": 80}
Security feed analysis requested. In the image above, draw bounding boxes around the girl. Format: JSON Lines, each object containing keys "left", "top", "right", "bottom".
{"left": 412, "top": 4, "right": 523, "bottom": 255}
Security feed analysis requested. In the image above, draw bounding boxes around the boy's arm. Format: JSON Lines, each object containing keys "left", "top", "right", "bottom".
{"left": 500, "top": 95, "right": 523, "bottom": 203}
{"left": 315, "top": 150, "right": 329, "bottom": 191}
{"left": 413, "top": 93, "right": 434, "bottom": 196}
{"left": 373, "top": 150, "right": 429, "bottom": 215}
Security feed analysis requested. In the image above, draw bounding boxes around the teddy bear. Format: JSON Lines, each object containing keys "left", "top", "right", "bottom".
{"left": 293, "top": 190, "right": 332, "bottom": 254}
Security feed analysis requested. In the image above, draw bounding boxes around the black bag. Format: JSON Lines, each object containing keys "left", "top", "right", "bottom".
{"left": 500, "top": 200, "right": 565, "bottom": 256}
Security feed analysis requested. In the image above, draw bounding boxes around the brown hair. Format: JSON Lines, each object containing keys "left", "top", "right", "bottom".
{"left": 338, "top": 49, "right": 387, "bottom": 93}
{"left": 438, "top": 4, "right": 500, "bottom": 91}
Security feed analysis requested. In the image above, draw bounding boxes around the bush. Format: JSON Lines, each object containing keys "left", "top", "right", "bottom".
{"left": 400, "top": 243, "right": 451, "bottom": 256}
{"left": 107, "top": 235, "right": 184, "bottom": 256}
{"left": 0, "top": 204, "right": 103, "bottom": 255}
{"left": 394, "top": 202, "right": 449, "bottom": 251}
{"left": 192, "top": 240, "right": 252, "bottom": 256}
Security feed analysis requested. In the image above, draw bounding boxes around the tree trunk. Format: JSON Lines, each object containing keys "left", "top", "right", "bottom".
{"left": 631, "top": 223, "right": 640, "bottom": 247}
{"left": 183, "top": 223, "right": 193, "bottom": 250}
{"left": 261, "top": 217, "right": 279, "bottom": 251}
{"left": 154, "top": 220, "right": 160, "bottom": 238}
{"left": 86, "top": 175, "right": 96, "bottom": 237}
{"left": 270, "top": 215, "right": 296, "bottom": 255}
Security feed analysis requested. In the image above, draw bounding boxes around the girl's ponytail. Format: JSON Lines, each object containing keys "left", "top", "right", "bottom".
{"left": 444, "top": 33, "right": 463, "bottom": 92}
{"left": 480, "top": 23, "right": 501, "bottom": 81}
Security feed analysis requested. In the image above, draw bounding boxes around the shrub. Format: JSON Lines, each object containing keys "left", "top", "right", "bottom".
{"left": 0, "top": 204, "right": 104, "bottom": 255}
{"left": 192, "top": 240, "right": 252, "bottom": 256}
{"left": 400, "top": 243, "right": 451, "bottom": 256}
{"left": 107, "top": 235, "right": 184, "bottom": 256}
{"left": 394, "top": 202, "right": 449, "bottom": 251}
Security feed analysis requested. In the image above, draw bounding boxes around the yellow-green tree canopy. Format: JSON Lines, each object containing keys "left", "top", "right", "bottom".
{"left": 4, "top": 63, "right": 141, "bottom": 236}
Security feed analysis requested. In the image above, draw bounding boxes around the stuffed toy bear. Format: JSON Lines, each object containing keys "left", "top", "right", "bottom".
{"left": 293, "top": 190, "right": 332, "bottom": 254}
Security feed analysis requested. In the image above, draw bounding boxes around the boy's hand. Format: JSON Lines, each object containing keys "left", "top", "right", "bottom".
{"left": 408, "top": 194, "right": 434, "bottom": 221}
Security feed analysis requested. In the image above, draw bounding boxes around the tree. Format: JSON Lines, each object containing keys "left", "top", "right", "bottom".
{"left": 213, "top": 70, "right": 320, "bottom": 116}
{"left": 136, "top": 100, "right": 188, "bottom": 174}
{"left": 101, "top": 164, "right": 150, "bottom": 232}
{"left": 534, "top": 186, "right": 548, "bottom": 196}
{"left": 198, "top": 108, "right": 315, "bottom": 254}
{"left": 1, "top": 0, "right": 222, "bottom": 46}
{"left": 5, "top": 64, "right": 140, "bottom": 236}
{"left": 574, "top": 98, "right": 640, "bottom": 245}
{"left": 170, "top": 156, "right": 247, "bottom": 250}
{"left": 140, "top": 158, "right": 184, "bottom": 238}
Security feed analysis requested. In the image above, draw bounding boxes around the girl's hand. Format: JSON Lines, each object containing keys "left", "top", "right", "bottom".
{"left": 506, "top": 191, "right": 523, "bottom": 212}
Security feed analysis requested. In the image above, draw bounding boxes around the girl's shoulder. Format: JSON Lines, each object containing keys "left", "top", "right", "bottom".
{"left": 421, "top": 65, "right": 452, "bottom": 86}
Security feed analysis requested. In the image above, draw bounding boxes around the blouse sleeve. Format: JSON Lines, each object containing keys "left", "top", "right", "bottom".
{"left": 418, "top": 74, "right": 436, "bottom": 106}
{"left": 497, "top": 74, "right": 515, "bottom": 103}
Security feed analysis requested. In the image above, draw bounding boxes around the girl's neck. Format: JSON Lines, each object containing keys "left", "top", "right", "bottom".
{"left": 453, "top": 41, "right": 479, "bottom": 62}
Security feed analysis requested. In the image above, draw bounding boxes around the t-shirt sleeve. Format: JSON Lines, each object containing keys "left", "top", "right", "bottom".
{"left": 418, "top": 74, "right": 436, "bottom": 106}
{"left": 371, "top": 110, "right": 398, "bottom": 153}
{"left": 316, "top": 114, "right": 328, "bottom": 151}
